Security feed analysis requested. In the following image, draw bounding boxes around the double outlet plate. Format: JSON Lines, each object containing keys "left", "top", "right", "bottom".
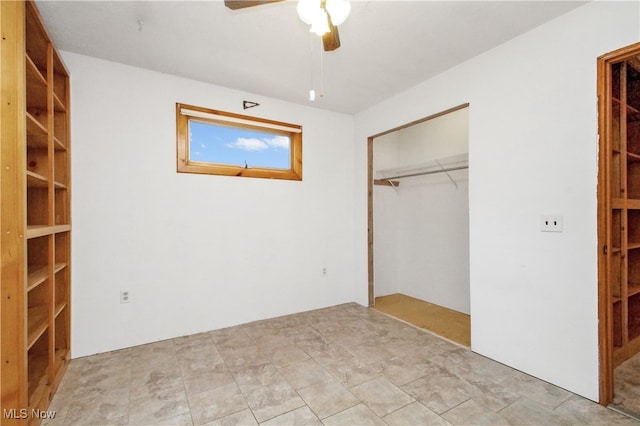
{"left": 541, "top": 215, "right": 563, "bottom": 232}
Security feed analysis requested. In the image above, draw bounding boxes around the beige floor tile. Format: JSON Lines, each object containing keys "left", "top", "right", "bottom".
{"left": 243, "top": 381, "right": 305, "bottom": 422}
{"left": 554, "top": 395, "right": 640, "bottom": 425}
{"left": 131, "top": 339, "right": 176, "bottom": 359}
{"left": 303, "top": 342, "right": 354, "bottom": 366}
{"left": 297, "top": 380, "right": 360, "bottom": 419}
{"left": 499, "top": 397, "right": 574, "bottom": 425}
{"left": 350, "top": 376, "right": 415, "bottom": 417}
{"left": 209, "top": 327, "right": 253, "bottom": 349}
{"left": 130, "top": 369, "right": 184, "bottom": 400}
{"left": 499, "top": 372, "right": 573, "bottom": 410}
{"left": 375, "top": 355, "right": 432, "bottom": 387}
{"left": 231, "top": 362, "right": 282, "bottom": 394}
{"left": 323, "top": 356, "right": 379, "bottom": 387}
{"left": 435, "top": 348, "right": 517, "bottom": 385}
{"left": 220, "top": 346, "right": 272, "bottom": 371}
{"left": 182, "top": 364, "right": 236, "bottom": 396}
{"left": 322, "top": 403, "right": 387, "bottom": 426}
{"left": 442, "top": 398, "right": 511, "bottom": 425}
{"left": 177, "top": 345, "right": 223, "bottom": 371}
{"left": 260, "top": 406, "right": 322, "bottom": 425}
{"left": 65, "top": 387, "right": 130, "bottom": 425}
{"left": 69, "top": 366, "right": 132, "bottom": 401}
{"left": 202, "top": 408, "right": 257, "bottom": 426}
{"left": 270, "top": 344, "right": 310, "bottom": 368}
{"left": 383, "top": 401, "right": 452, "bottom": 426}
{"left": 187, "top": 383, "right": 248, "bottom": 425}
{"left": 173, "top": 332, "right": 214, "bottom": 349}
{"left": 132, "top": 353, "right": 181, "bottom": 376}
{"left": 401, "top": 372, "right": 470, "bottom": 414}
{"left": 613, "top": 351, "right": 640, "bottom": 417}
{"left": 128, "top": 385, "right": 191, "bottom": 425}
{"left": 277, "top": 358, "right": 334, "bottom": 390}
{"left": 130, "top": 412, "right": 194, "bottom": 426}
{"left": 344, "top": 343, "right": 396, "bottom": 365}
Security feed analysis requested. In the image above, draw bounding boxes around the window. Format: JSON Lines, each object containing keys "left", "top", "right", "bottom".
{"left": 176, "top": 103, "right": 302, "bottom": 180}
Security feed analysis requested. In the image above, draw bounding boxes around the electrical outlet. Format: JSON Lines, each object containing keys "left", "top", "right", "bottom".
{"left": 322, "top": 267, "right": 327, "bottom": 276}
{"left": 120, "top": 290, "right": 130, "bottom": 303}
{"left": 541, "top": 215, "right": 563, "bottom": 232}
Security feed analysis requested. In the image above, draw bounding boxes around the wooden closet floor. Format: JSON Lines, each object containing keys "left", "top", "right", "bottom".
{"left": 373, "top": 293, "right": 470, "bottom": 347}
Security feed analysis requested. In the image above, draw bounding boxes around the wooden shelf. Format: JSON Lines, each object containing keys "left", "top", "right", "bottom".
{"left": 54, "top": 136, "right": 66, "bottom": 151}
{"left": 53, "top": 93, "right": 66, "bottom": 112}
{"left": 27, "top": 356, "right": 49, "bottom": 408}
{"left": 629, "top": 281, "right": 640, "bottom": 297}
{"left": 27, "top": 265, "right": 48, "bottom": 292}
{"left": 54, "top": 302, "right": 66, "bottom": 318}
{"left": 26, "top": 170, "right": 48, "bottom": 187}
{"left": 26, "top": 224, "right": 71, "bottom": 239}
{"left": 54, "top": 181, "right": 67, "bottom": 190}
{"left": 27, "top": 306, "right": 48, "bottom": 349}
{"left": 25, "top": 53, "right": 46, "bottom": 87}
{"left": 613, "top": 198, "right": 628, "bottom": 209}
{"left": 613, "top": 96, "right": 640, "bottom": 114}
{"left": 26, "top": 111, "right": 48, "bottom": 148}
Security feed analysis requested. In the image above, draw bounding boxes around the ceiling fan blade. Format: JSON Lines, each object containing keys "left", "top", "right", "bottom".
{"left": 224, "top": 0, "right": 284, "bottom": 10}
{"left": 322, "top": 20, "right": 341, "bottom": 51}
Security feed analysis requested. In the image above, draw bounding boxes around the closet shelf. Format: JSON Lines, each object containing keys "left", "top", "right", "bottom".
{"left": 375, "top": 153, "right": 468, "bottom": 188}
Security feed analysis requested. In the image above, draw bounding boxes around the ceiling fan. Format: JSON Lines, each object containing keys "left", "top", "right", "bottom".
{"left": 224, "top": 0, "right": 351, "bottom": 52}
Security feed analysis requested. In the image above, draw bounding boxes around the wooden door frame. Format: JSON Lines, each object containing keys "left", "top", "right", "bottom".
{"left": 367, "top": 103, "right": 470, "bottom": 307}
{"left": 597, "top": 41, "right": 640, "bottom": 406}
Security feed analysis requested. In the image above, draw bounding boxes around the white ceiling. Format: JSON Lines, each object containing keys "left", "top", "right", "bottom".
{"left": 35, "top": 0, "right": 587, "bottom": 114}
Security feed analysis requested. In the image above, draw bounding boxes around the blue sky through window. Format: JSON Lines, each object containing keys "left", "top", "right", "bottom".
{"left": 189, "top": 120, "right": 291, "bottom": 169}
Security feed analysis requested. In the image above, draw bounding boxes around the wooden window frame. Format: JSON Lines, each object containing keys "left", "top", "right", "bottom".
{"left": 176, "top": 103, "right": 302, "bottom": 181}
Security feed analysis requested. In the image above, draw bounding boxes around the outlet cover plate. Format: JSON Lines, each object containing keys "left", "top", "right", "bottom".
{"left": 541, "top": 215, "right": 563, "bottom": 232}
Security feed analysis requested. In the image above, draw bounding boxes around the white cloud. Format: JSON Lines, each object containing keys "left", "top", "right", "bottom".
{"left": 200, "top": 143, "right": 206, "bottom": 149}
{"left": 266, "top": 136, "right": 290, "bottom": 150}
{"left": 226, "top": 137, "right": 269, "bottom": 151}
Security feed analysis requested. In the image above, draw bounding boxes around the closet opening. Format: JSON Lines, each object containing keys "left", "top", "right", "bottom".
{"left": 367, "top": 103, "right": 471, "bottom": 347}
{"left": 597, "top": 41, "right": 640, "bottom": 417}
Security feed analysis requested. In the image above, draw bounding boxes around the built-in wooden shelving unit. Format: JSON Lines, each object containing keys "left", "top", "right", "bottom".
{"left": 609, "top": 57, "right": 640, "bottom": 367}
{"left": 1, "top": 1, "right": 71, "bottom": 423}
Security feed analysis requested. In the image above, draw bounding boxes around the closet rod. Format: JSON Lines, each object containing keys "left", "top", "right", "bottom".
{"left": 383, "top": 165, "right": 468, "bottom": 181}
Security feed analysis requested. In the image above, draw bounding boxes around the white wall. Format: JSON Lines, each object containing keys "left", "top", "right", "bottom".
{"left": 354, "top": 1, "right": 640, "bottom": 401}
{"left": 65, "top": 52, "right": 356, "bottom": 358}
{"left": 373, "top": 109, "right": 470, "bottom": 314}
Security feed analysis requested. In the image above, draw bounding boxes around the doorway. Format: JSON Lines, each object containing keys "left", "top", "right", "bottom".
{"left": 597, "top": 41, "right": 640, "bottom": 416}
{"left": 367, "top": 104, "right": 471, "bottom": 346}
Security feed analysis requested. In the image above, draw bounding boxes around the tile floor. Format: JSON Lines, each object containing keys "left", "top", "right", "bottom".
{"left": 45, "top": 303, "right": 639, "bottom": 425}
{"left": 613, "top": 350, "right": 640, "bottom": 418}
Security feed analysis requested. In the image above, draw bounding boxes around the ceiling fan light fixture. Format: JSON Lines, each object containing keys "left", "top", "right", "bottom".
{"left": 325, "top": 0, "right": 351, "bottom": 26}
{"left": 297, "top": 0, "right": 350, "bottom": 34}
{"left": 297, "top": 0, "right": 322, "bottom": 25}
{"left": 309, "top": 9, "right": 330, "bottom": 35}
